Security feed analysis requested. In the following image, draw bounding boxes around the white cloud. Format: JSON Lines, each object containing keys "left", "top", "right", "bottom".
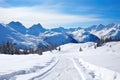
{"left": 0, "top": 6, "right": 100, "bottom": 28}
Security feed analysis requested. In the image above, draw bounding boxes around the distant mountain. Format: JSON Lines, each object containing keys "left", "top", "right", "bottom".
{"left": 0, "top": 23, "right": 27, "bottom": 46}
{"left": 50, "top": 27, "right": 67, "bottom": 33}
{"left": 0, "top": 23, "right": 49, "bottom": 49}
{"left": 51, "top": 27, "right": 82, "bottom": 33}
{"left": 27, "top": 23, "right": 46, "bottom": 36}
{"left": 102, "top": 24, "right": 120, "bottom": 39}
{"left": 3, "top": 21, "right": 120, "bottom": 49}
{"left": 86, "top": 23, "right": 120, "bottom": 39}
{"left": 71, "top": 29, "right": 99, "bottom": 43}
{"left": 40, "top": 31, "right": 77, "bottom": 46}
{"left": 85, "top": 24, "right": 105, "bottom": 32}
{"left": 8, "top": 21, "right": 27, "bottom": 34}
{"left": 0, "top": 24, "right": 14, "bottom": 44}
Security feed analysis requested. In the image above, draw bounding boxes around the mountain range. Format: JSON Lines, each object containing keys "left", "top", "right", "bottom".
{"left": 0, "top": 21, "right": 119, "bottom": 49}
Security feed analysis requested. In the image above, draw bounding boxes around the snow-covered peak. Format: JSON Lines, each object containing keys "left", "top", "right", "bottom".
{"left": 27, "top": 23, "right": 46, "bottom": 36}
{"left": 51, "top": 27, "right": 67, "bottom": 33}
{"left": 51, "top": 27, "right": 82, "bottom": 33}
{"left": 106, "top": 23, "right": 115, "bottom": 28}
{"left": 87, "top": 23, "right": 120, "bottom": 39}
{"left": 85, "top": 24, "right": 105, "bottom": 33}
{"left": 114, "top": 24, "right": 120, "bottom": 29}
{"left": 8, "top": 21, "right": 26, "bottom": 34}
{"left": 30, "top": 23, "right": 44, "bottom": 30}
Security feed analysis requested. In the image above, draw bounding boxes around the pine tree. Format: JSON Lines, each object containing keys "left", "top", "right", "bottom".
{"left": 58, "top": 47, "right": 61, "bottom": 51}
{"left": 29, "top": 48, "right": 34, "bottom": 54}
{"left": 79, "top": 47, "right": 82, "bottom": 51}
{"left": 94, "top": 45, "right": 97, "bottom": 49}
{"left": 37, "top": 48, "right": 43, "bottom": 55}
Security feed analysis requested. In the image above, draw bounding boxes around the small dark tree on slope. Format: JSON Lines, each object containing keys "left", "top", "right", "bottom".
{"left": 96, "top": 37, "right": 105, "bottom": 47}
{"left": 58, "top": 47, "right": 61, "bottom": 51}
{"left": 79, "top": 47, "right": 82, "bottom": 52}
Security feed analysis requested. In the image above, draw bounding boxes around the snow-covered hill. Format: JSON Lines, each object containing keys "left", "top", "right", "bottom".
{"left": 0, "top": 41, "right": 120, "bottom": 80}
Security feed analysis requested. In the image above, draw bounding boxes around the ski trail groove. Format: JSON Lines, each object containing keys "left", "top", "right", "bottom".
{"left": 71, "top": 58, "right": 86, "bottom": 80}
{"left": 29, "top": 59, "right": 59, "bottom": 80}
{"left": 40, "top": 57, "right": 82, "bottom": 80}
{"left": 8, "top": 57, "right": 58, "bottom": 80}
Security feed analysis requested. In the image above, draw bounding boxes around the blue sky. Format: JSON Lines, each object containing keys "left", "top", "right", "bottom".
{"left": 0, "top": 0, "right": 120, "bottom": 28}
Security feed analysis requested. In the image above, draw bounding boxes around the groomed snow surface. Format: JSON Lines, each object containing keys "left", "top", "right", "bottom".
{"left": 0, "top": 41, "right": 120, "bottom": 80}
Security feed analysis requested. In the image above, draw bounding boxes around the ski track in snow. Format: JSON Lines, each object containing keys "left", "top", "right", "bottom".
{"left": 1, "top": 55, "right": 119, "bottom": 80}
{"left": 71, "top": 58, "right": 86, "bottom": 80}
{"left": 29, "top": 59, "right": 59, "bottom": 80}
{"left": 40, "top": 56, "right": 82, "bottom": 80}
{"left": 0, "top": 57, "right": 58, "bottom": 80}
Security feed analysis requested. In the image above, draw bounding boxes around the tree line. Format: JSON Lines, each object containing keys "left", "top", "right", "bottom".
{"left": 96, "top": 37, "right": 120, "bottom": 47}
{"left": 0, "top": 41, "right": 60, "bottom": 55}
{"left": 79, "top": 36, "right": 120, "bottom": 52}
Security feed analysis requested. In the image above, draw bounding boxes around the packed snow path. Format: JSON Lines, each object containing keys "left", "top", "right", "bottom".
{"left": 15, "top": 56, "right": 83, "bottom": 80}
{"left": 15, "top": 55, "right": 119, "bottom": 80}
{"left": 40, "top": 56, "right": 83, "bottom": 80}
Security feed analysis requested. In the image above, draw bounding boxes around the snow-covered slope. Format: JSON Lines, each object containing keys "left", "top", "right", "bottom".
{"left": 40, "top": 31, "right": 77, "bottom": 46}
{"left": 0, "top": 23, "right": 26, "bottom": 44}
{"left": 0, "top": 41, "right": 120, "bottom": 80}
{"left": 86, "top": 23, "right": 120, "bottom": 39}
{"left": 71, "top": 29, "right": 99, "bottom": 42}
{"left": 85, "top": 24, "right": 105, "bottom": 32}
{"left": 27, "top": 23, "right": 46, "bottom": 36}
{"left": 103, "top": 24, "right": 120, "bottom": 39}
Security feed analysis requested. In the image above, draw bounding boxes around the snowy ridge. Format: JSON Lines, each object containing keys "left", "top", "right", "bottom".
{"left": 71, "top": 29, "right": 99, "bottom": 42}
{"left": 86, "top": 23, "right": 120, "bottom": 39}
{"left": 27, "top": 23, "right": 46, "bottom": 36}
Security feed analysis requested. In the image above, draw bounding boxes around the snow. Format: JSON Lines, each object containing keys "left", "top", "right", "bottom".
{"left": 0, "top": 54, "right": 57, "bottom": 79}
{"left": 27, "top": 23, "right": 46, "bottom": 36}
{"left": 0, "top": 41, "right": 120, "bottom": 80}
{"left": 71, "top": 29, "right": 99, "bottom": 42}
{"left": 87, "top": 23, "right": 120, "bottom": 39}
